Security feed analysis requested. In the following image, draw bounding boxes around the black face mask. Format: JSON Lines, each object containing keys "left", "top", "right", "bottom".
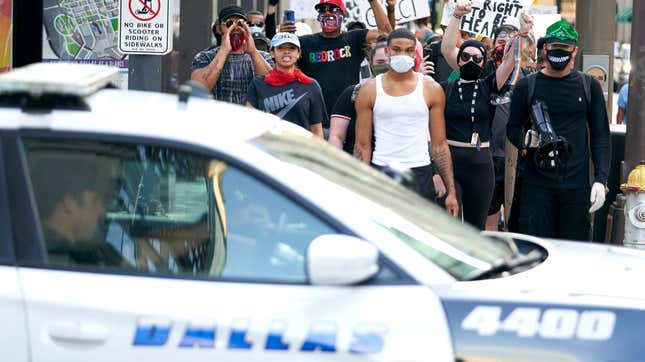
{"left": 460, "top": 61, "right": 483, "bottom": 81}
{"left": 546, "top": 49, "right": 573, "bottom": 71}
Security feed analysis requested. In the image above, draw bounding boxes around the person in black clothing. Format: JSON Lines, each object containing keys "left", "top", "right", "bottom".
{"left": 328, "top": 40, "right": 389, "bottom": 154}
{"left": 439, "top": 2, "right": 517, "bottom": 230}
{"left": 482, "top": 16, "right": 535, "bottom": 231}
{"left": 506, "top": 20, "right": 610, "bottom": 241}
{"left": 427, "top": 39, "right": 453, "bottom": 83}
{"left": 279, "top": 0, "right": 394, "bottom": 131}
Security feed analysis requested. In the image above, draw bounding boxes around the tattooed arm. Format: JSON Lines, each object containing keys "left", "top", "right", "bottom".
{"left": 426, "top": 78, "right": 459, "bottom": 216}
{"left": 191, "top": 25, "right": 236, "bottom": 91}
{"left": 432, "top": 146, "right": 458, "bottom": 204}
{"left": 190, "top": 49, "right": 229, "bottom": 92}
{"left": 355, "top": 79, "right": 376, "bottom": 165}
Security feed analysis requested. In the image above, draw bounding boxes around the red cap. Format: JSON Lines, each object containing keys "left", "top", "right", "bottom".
{"left": 315, "top": 0, "right": 345, "bottom": 14}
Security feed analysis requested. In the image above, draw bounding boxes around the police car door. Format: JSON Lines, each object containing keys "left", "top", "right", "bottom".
{"left": 0, "top": 135, "right": 30, "bottom": 362}
{"left": 15, "top": 136, "right": 453, "bottom": 362}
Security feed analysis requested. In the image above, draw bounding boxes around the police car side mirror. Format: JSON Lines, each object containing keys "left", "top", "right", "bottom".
{"left": 307, "top": 235, "right": 379, "bottom": 286}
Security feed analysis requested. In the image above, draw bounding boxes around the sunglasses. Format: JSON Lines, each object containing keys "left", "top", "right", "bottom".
{"left": 497, "top": 30, "right": 518, "bottom": 39}
{"left": 317, "top": 5, "right": 342, "bottom": 14}
{"left": 247, "top": 21, "right": 264, "bottom": 27}
{"left": 224, "top": 19, "right": 245, "bottom": 27}
{"left": 460, "top": 52, "right": 484, "bottom": 63}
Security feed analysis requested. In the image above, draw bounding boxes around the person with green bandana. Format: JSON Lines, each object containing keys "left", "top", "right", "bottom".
{"left": 506, "top": 20, "right": 611, "bottom": 241}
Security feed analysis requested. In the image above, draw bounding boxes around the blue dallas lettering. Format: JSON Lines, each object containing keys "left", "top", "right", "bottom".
{"left": 349, "top": 330, "right": 385, "bottom": 354}
{"left": 179, "top": 326, "right": 216, "bottom": 348}
{"left": 133, "top": 323, "right": 171, "bottom": 346}
{"left": 229, "top": 320, "right": 253, "bottom": 349}
{"left": 133, "top": 318, "right": 387, "bottom": 353}
{"left": 265, "top": 320, "right": 289, "bottom": 350}
{"left": 301, "top": 323, "right": 337, "bottom": 352}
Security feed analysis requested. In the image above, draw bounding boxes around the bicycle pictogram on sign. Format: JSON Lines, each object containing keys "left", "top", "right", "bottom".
{"left": 129, "top": 0, "right": 161, "bottom": 21}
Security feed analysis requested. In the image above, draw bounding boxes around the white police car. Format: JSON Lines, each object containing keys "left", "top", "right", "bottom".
{"left": 0, "top": 63, "right": 455, "bottom": 362}
{"left": 1, "top": 63, "right": 644, "bottom": 362}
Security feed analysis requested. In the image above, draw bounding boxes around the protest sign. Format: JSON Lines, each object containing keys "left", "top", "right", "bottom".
{"left": 441, "top": 0, "right": 532, "bottom": 38}
{"left": 345, "top": 0, "right": 430, "bottom": 28}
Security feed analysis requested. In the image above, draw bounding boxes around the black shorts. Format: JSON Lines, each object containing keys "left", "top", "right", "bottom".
{"left": 488, "top": 156, "right": 505, "bottom": 215}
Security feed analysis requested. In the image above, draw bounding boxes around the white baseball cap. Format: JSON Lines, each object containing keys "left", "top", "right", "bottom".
{"left": 270, "top": 32, "right": 301, "bottom": 49}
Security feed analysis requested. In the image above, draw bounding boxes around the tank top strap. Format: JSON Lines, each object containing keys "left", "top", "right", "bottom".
{"left": 416, "top": 72, "right": 424, "bottom": 89}
{"left": 414, "top": 72, "right": 425, "bottom": 99}
{"left": 375, "top": 74, "right": 384, "bottom": 97}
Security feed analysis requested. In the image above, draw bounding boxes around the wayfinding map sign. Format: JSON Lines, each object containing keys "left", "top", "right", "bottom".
{"left": 43, "top": 0, "right": 123, "bottom": 60}
{"left": 118, "top": 0, "right": 173, "bottom": 55}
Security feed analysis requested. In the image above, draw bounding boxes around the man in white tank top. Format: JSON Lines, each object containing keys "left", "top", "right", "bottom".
{"left": 355, "top": 28, "right": 459, "bottom": 216}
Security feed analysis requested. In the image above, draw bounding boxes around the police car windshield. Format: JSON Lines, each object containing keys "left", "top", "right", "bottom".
{"left": 252, "top": 131, "right": 510, "bottom": 280}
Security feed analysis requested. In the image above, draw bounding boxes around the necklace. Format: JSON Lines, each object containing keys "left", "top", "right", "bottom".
{"left": 457, "top": 80, "right": 481, "bottom": 151}
{"left": 457, "top": 80, "right": 478, "bottom": 124}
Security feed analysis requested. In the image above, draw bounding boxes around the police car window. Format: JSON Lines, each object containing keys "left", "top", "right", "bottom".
{"left": 24, "top": 139, "right": 335, "bottom": 283}
{"left": 252, "top": 132, "right": 510, "bottom": 281}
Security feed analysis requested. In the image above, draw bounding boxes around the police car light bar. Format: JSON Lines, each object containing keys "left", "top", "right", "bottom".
{"left": 0, "top": 62, "right": 119, "bottom": 97}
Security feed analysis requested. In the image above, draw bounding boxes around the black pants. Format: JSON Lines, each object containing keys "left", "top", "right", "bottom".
{"left": 488, "top": 156, "right": 505, "bottom": 215}
{"left": 450, "top": 146, "right": 495, "bottom": 230}
{"left": 517, "top": 181, "right": 591, "bottom": 241}
{"left": 372, "top": 163, "right": 436, "bottom": 203}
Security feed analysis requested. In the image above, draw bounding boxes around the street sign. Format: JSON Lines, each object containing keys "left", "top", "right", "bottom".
{"left": 119, "top": 0, "right": 173, "bottom": 55}
{"left": 583, "top": 54, "right": 610, "bottom": 102}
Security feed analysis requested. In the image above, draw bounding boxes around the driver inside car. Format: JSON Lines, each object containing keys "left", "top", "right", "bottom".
{"left": 28, "top": 152, "right": 128, "bottom": 268}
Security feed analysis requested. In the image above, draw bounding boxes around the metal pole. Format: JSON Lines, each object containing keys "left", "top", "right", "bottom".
{"left": 625, "top": 0, "right": 645, "bottom": 173}
{"left": 128, "top": 55, "right": 167, "bottom": 92}
{"left": 575, "top": 0, "right": 616, "bottom": 119}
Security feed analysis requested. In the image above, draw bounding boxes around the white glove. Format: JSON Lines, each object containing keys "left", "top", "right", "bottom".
{"left": 589, "top": 182, "right": 606, "bottom": 213}
{"left": 524, "top": 129, "right": 539, "bottom": 148}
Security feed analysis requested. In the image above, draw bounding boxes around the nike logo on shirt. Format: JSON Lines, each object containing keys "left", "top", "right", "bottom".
{"left": 263, "top": 89, "right": 308, "bottom": 118}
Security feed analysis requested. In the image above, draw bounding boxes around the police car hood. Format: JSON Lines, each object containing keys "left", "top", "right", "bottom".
{"left": 434, "top": 240, "right": 645, "bottom": 362}
{"left": 444, "top": 238, "right": 645, "bottom": 306}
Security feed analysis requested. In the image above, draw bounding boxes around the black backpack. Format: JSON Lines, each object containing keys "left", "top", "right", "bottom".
{"left": 526, "top": 70, "right": 593, "bottom": 115}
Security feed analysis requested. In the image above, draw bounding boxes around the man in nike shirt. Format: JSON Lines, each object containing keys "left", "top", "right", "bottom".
{"left": 246, "top": 33, "right": 326, "bottom": 136}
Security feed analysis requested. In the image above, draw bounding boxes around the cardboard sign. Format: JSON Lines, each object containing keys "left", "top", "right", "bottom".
{"left": 345, "top": 0, "right": 430, "bottom": 28}
{"left": 441, "top": 0, "right": 532, "bottom": 38}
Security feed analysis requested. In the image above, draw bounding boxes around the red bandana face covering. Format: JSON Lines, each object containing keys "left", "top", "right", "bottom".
{"left": 264, "top": 68, "right": 313, "bottom": 86}
{"left": 230, "top": 33, "right": 245, "bottom": 51}
{"left": 317, "top": 13, "right": 343, "bottom": 33}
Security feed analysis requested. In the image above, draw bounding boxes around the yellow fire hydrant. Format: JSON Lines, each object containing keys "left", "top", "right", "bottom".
{"left": 621, "top": 162, "right": 645, "bottom": 248}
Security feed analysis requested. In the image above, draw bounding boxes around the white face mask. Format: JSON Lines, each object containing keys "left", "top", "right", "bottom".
{"left": 389, "top": 55, "right": 415, "bottom": 73}
{"left": 249, "top": 26, "right": 263, "bottom": 33}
